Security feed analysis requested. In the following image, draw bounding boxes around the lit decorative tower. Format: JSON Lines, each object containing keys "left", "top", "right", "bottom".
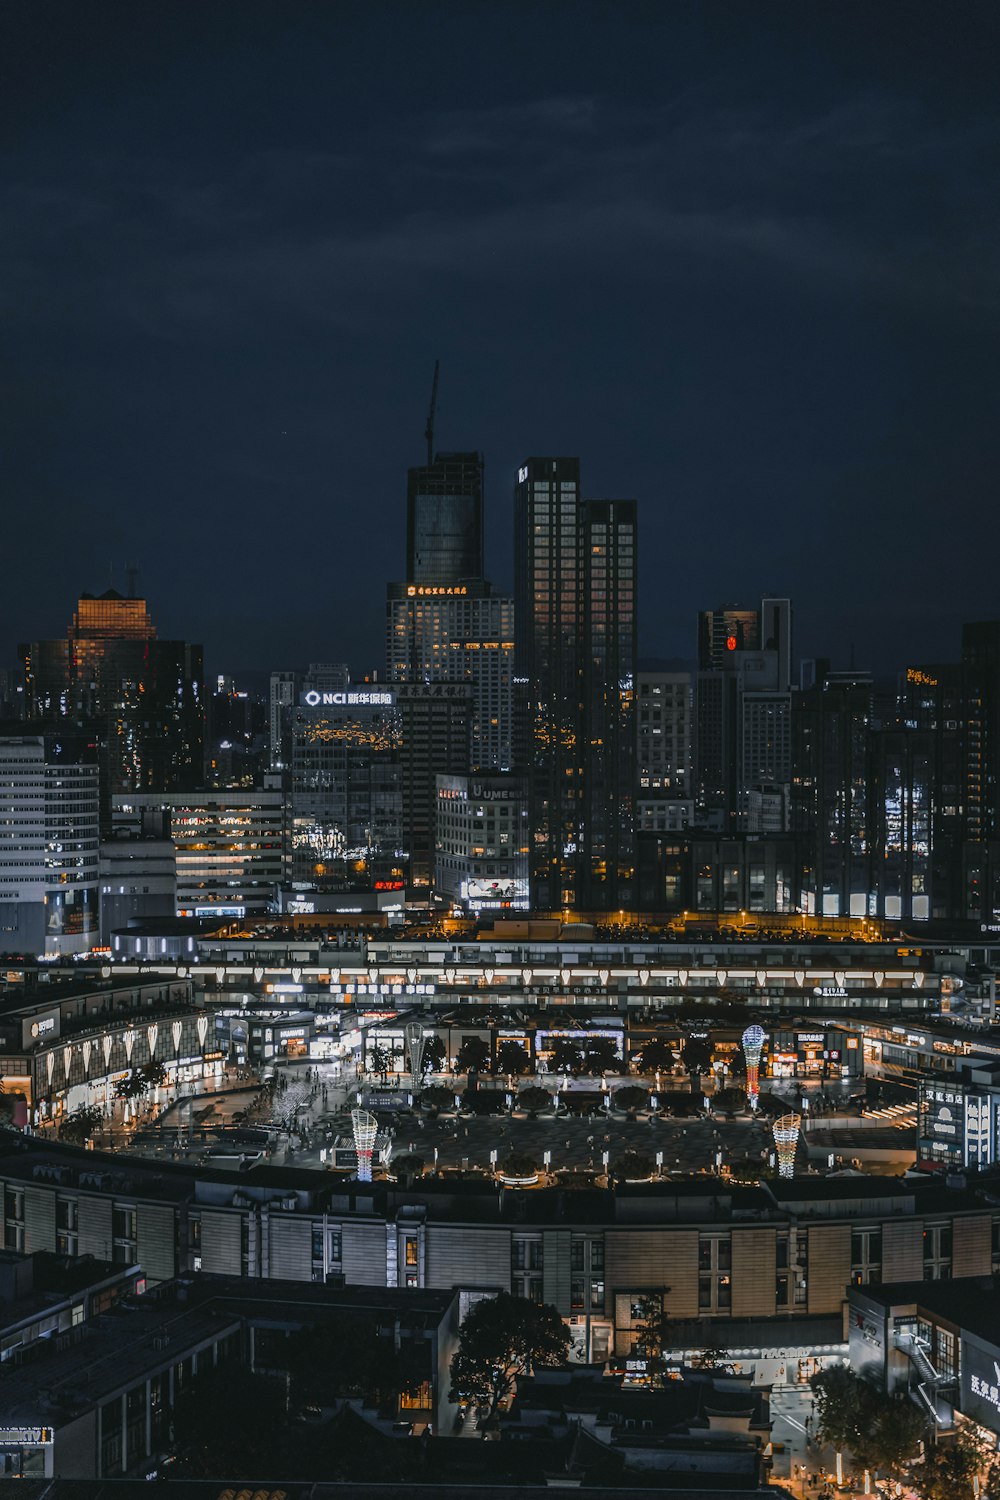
{"left": 350, "top": 1108, "right": 377, "bottom": 1183}
{"left": 741, "top": 1025, "right": 767, "bottom": 1111}
{"left": 404, "top": 1021, "right": 426, "bottom": 1087}
{"left": 772, "top": 1114, "right": 801, "bottom": 1179}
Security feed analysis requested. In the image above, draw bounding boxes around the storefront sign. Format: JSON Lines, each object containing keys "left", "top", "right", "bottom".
{"left": 962, "top": 1344, "right": 1000, "bottom": 1434}
{"left": 0, "top": 1427, "right": 54, "bottom": 1445}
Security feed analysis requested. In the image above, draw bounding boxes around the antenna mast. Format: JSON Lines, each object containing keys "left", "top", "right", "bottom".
{"left": 424, "top": 359, "right": 439, "bottom": 466}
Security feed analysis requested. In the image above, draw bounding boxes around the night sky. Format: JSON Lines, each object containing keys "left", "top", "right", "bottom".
{"left": 4, "top": 2, "right": 999, "bottom": 680}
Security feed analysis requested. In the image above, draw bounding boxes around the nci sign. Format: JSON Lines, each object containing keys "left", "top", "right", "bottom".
{"left": 302, "top": 690, "right": 395, "bottom": 707}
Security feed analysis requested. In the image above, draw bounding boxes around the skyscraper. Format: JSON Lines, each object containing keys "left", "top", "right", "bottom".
{"left": 386, "top": 582, "right": 514, "bottom": 772}
{"left": 694, "top": 596, "right": 792, "bottom": 831}
{"left": 21, "top": 589, "right": 203, "bottom": 825}
{"left": 790, "top": 669, "right": 873, "bottom": 916}
{"left": 514, "top": 459, "right": 637, "bottom": 909}
{"left": 406, "top": 451, "right": 484, "bottom": 585}
{"left": 580, "top": 498, "right": 637, "bottom": 908}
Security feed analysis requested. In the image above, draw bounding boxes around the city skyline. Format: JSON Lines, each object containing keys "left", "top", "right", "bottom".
{"left": 5, "top": 4, "right": 1000, "bottom": 675}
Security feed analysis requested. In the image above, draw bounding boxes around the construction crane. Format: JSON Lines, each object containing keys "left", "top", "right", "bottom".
{"left": 424, "top": 359, "right": 439, "bottom": 466}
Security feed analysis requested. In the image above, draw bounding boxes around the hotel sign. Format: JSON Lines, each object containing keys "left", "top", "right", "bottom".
{"left": 406, "top": 584, "right": 468, "bottom": 596}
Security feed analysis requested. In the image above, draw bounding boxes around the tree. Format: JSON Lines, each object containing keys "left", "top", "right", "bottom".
{"left": 58, "top": 1105, "right": 104, "bottom": 1144}
{"left": 811, "top": 1365, "right": 926, "bottom": 1480}
{"left": 449, "top": 1293, "right": 569, "bottom": 1420}
{"left": 137, "top": 1058, "right": 166, "bottom": 1090}
{"left": 114, "top": 1072, "right": 145, "bottom": 1102}
{"left": 368, "top": 1044, "right": 392, "bottom": 1078}
{"left": 612, "top": 1150, "right": 655, "bottom": 1182}
{"left": 496, "top": 1040, "right": 530, "bottom": 1076}
{"left": 631, "top": 1289, "right": 672, "bottom": 1377}
{"left": 713, "top": 1086, "right": 747, "bottom": 1115}
{"left": 910, "top": 1427, "right": 992, "bottom": 1500}
{"left": 582, "top": 1037, "right": 620, "bottom": 1076}
{"left": 612, "top": 1085, "right": 649, "bottom": 1114}
{"left": 636, "top": 1037, "right": 676, "bottom": 1075}
{"left": 681, "top": 1036, "right": 714, "bottom": 1093}
{"left": 548, "top": 1038, "right": 583, "bottom": 1075}
{"left": 499, "top": 1150, "right": 537, "bottom": 1179}
{"left": 517, "top": 1085, "right": 554, "bottom": 1114}
{"left": 390, "top": 1152, "right": 425, "bottom": 1184}
{"left": 419, "top": 1083, "right": 454, "bottom": 1111}
{"left": 455, "top": 1036, "right": 490, "bottom": 1075}
{"left": 421, "top": 1035, "right": 446, "bottom": 1075}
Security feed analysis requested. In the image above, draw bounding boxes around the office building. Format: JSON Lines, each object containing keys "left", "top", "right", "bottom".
{"left": 290, "top": 676, "right": 404, "bottom": 889}
{"left": 435, "top": 771, "right": 528, "bottom": 911}
{"left": 268, "top": 669, "right": 299, "bottom": 770}
{"left": 204, "top": 674, "right": 268, "bottom": 787}
{"left": 580, "top": 498, "right": 638, "bottom": 908}
{"left": 696, "top": 633, "right": 792, "bottom": 833}
{"left": 790, "top": 670, "right": 873, "bottom": 917}
{"left": 407, "top": 450, "right": 484, "bottom": 585}
{"left": 20, "top": 590, "right": 203, "bottom": 824}
{"left": 514, "top": 459, "right": 637, "bottom": 910}
{"left": 962, "top": 621, "right": 1000, "bottom": 844}
{"left": 112, "top": 781, "right": 286, "bottom": 917}
{"left": 395, "top": 682, "right": 472, "bottom": 886}
{"left": 386, "top": 581, "right": 514, "bottom": 773}
{"left": 0, "top": 733, "right": 100, "bottom": 956}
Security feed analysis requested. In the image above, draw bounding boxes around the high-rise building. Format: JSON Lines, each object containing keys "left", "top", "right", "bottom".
{"left": 580, "top": 498, "right": 637, "bottom": 908}
{"left": 406, "top": 451, "right": 484, "bottom": 585}
{"left": 386, "top": 583, "right": 514, "bottom": 772}
{"left": 0, "top": 733, "right": 100, "bottom": 955}
{"left": 514, "top": 459, "right": 637, "bottom": 910}
{"left": 268, "top": 671, "right": 299, "bottom": 770}
{"left": 790, "top": 670, "right": 873, "bottom": 916}
{"left": 694, "top": 597, "right": 792, "bottom": 832}
{"left": 962, "top": 621, "right": 1000, "bottom": 844}
{"left": 290, "top": 675, "right": 404, "bottom": 889}
{"left": 636, "top": 671, "right": 694, "bottom": 834}
{"left": 20, "top": 589, "right": 203, "bottom": 824}
{"left": 394, "top": 681, "right": 472, "bottom": 887}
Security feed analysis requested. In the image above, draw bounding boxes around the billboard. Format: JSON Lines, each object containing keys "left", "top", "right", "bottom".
{"left": 45, "top": 888, "right": 97, "bottom": 938}
{"left": 463, "top": 877, "right": 528, "bottom": 909}
{"left": 961, "top": 1339, "right": 1000, "bottom": 1436}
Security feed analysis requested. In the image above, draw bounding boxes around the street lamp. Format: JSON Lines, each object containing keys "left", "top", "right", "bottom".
{"left": 655, "top": 1151, "right": 663, "bottom": 1177}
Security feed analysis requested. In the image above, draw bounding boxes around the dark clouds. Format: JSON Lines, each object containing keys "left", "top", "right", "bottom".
{"left": 3, "top": 1, "right": 999, "bottom": 676}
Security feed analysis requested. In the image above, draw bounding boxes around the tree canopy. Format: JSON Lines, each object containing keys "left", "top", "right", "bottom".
{"left": 495, "top": 1040, "right": 530, "bottom": 1076}
{"left": 454, "top": 1036, "right": 490, "bottom": 1074}
{"left": 449, "top": 1292, "right": 569, "bottom": 1419}
{"left": 811, "top": 1365, "right": 926, "bottom": 1478}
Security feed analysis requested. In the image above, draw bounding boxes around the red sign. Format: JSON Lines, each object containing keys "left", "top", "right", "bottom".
{"left": 375, "top": 880, "right": 405, "bottom": 891}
